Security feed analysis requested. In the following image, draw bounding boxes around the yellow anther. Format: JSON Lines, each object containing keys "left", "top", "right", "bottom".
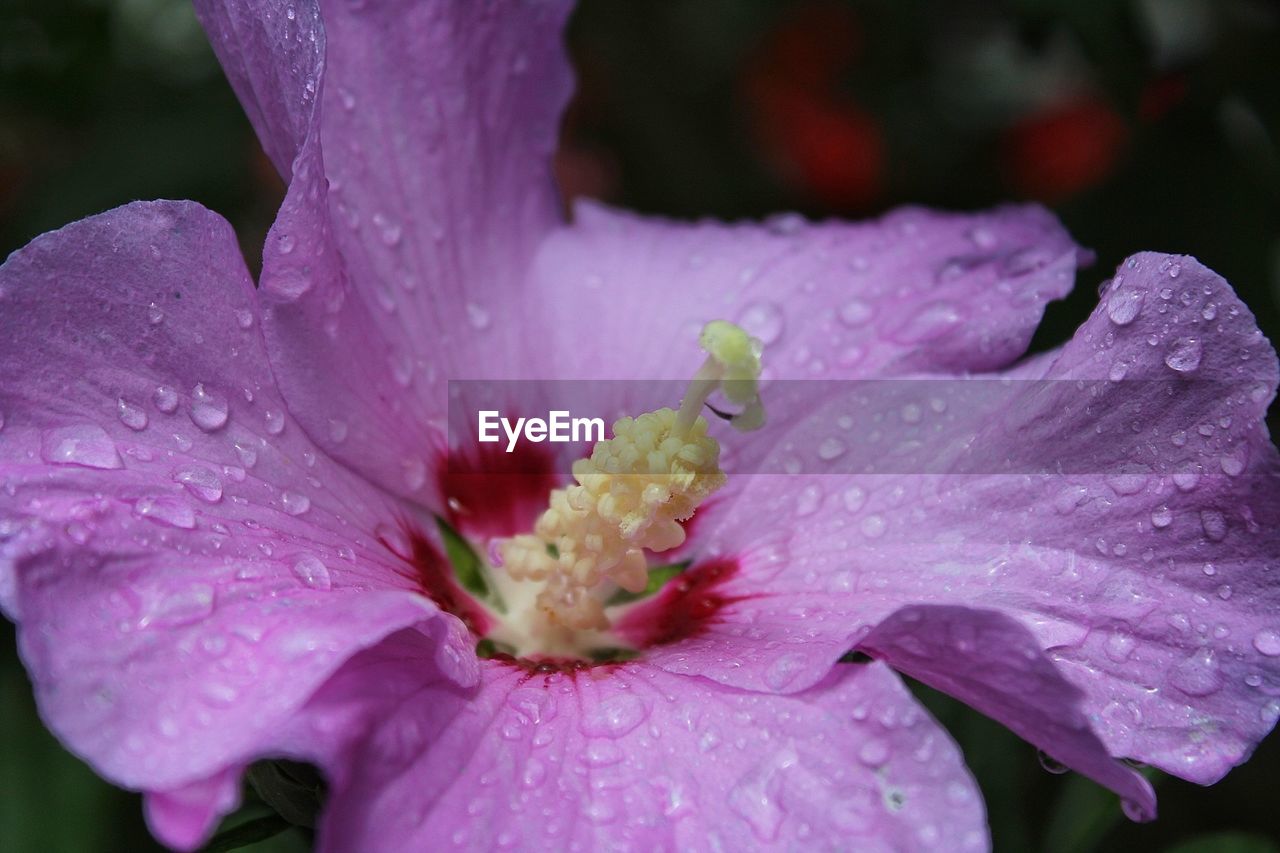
{"left": 496, "top": 321, "right": 764, "bottom": 639}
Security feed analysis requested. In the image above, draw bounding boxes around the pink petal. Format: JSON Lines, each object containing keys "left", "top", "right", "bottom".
{"left": 143, "top": 767, "right": 243, "bottom": 852}
{"left": 646, "top": 253, "right": 1280, "bottom": 791}
{"left": 194, "top": 0, "right": 575, "bottom": 505}
{"left": 859, "top": 606, "right": 1156, "bottom": 820}
{"left": 282, "top": 658, "right": 986, "bottom": 852}
{"left": 527, "top": 201, "right": 1084, "bottom": 380}
{"left": 0, "top": 202, "right": 475, "bottom": 829}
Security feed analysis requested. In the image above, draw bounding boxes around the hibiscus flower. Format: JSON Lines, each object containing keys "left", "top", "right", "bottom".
{"left": 2, "top": 1, "right": 1278, "bottom": 851}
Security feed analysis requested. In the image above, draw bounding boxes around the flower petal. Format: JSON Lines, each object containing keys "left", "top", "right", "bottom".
{"left": 648, "top": 253, "right": 1280, "bottom": 790}
{"left": 858, "top": 605, "right": 1156, "bottom": 820}
{"left": 527, "top": 201, "right": 1083, "bottom": 380}
{"left": 282, "top": 659, "right": 986, "bottom": 852}
{"left": 0, "top": 202, "right": 475, "bottom": 813}
{"left": 194, "top": 0, "right": 575, "bottom": 504}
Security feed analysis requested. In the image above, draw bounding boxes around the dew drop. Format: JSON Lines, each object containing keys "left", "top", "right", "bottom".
{"left": 1199, "top": 509, "right": 1227, "bottom": 541}
{"left": 838, "top": 300, "right": 874, "bottom": 328}
{"left": 580, "top": 693, "right": 647, "bottom": 738}
{"left": 860, "top": 514, "right": 887, "bottom": 539}
{"left": 172, "top": 465, "right": 224, "bottom": 503}
{"left": 817, "top": 437, "right": 847, "bottom": 461}
{"left": 1106, "top": 288, "right": 1143, "bottom": 325}
{"left": 292, "top": 555, "right": 332, "bottom": 590}
{"left": 738, "top": 301, "right": 785, "bottom": 345}
{"left": 1164, "top": 338, "right": 1203, "bottom": 373}
{"left": 841, "top": 486, "right": 867, "bottom": 513}
{"left": 235, "top": 309, "right": 255, "bottom": 329}
{"left": 1150, "top": 506, "right": 1173, "bottom": 528}
{"left": 967, "top": 226, "right": 997, "bottom": 249}
{"left": 264, "top": 409, "right": 286, "bottom": 435}
{"left": 146, "top": 302, "right": 165, "bottom": 325}
{"left": 234, "top": 440, "right": 258, "bottom": 468}
{"left": 133, "top": 495, "right": 196, "bottom": 529}
{"left": 372, "top": 212, "right": 403, "bottom": 247}
{"left": 281, "top": 491, "right": 311, "bottom": 516}
{"left": 153, "top": 385, "right": 179, "bottom": 413}
{"left": 117, "top": 398, "right": 149, "bottom": 431}
{"left": 892, "top": 302, "right": 962, "bottom": 343}
{"left": 1169, "top": 648, "right": 1222, "bottom": 697}
{"left": 140, "top": 583, "right": 215, "bottom": 629}
{"left": 795, "top": 485, "right": 821, "bottom": 516}
{"left": 189, "top": 383, "right": 229, "bottom": 431}
{"left": 328, "top": 418, "right": 349, "bottom": 443}
{"left": 1252, "top": 629, "right": 1280, "bottom": 657}
{"left": 40, "top": 425, "right": 122, "bottom": 469}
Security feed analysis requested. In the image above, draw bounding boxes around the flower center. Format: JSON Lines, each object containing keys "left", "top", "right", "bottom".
{"left": 479, "top": 320, "right": 764, "bottom": 660}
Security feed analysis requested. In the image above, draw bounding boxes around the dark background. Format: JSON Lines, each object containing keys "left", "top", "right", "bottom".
{"left": 2, "top": 1, "right": 1278, "bottom": 850}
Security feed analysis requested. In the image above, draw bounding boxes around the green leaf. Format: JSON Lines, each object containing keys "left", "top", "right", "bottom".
{"left": 1042, "top": 772, "right": 1124, "bottom": 853}
{"left": 199, "top": 815, "right": 292, "bottom": 853}
{"left": 1165, "top": 833, "right": 1280, "bottom": 853}
{"left": 246, "top": 761, "right": 325, "bottom": 829}
{"left": 476, "top": 638, "right": 518, "bottom": 659}
{"left": 435, "top": 517, "right": 504, "bottom": 612}
{"left": 605, "top": 561, "right": 689, "bottom": 607}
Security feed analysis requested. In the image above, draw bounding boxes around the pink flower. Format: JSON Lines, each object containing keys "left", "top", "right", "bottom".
{"left": 2, "top": 1, "right": 1278, "bottom": 850}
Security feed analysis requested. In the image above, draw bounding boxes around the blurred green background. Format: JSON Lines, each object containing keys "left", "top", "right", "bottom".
{"left": 2, "top": 0, "right": 1278, "bottom": 851}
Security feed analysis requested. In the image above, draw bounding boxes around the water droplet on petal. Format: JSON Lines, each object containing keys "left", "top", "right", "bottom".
{"left": 738, "top": 302, "right": 784, "bottom": 345}
{"left": 40, "top": 425, "right": 122, "bottom": 469}
{"left": 133, "top": 495, "right": 196, "bottom": 529}
{"left": 838, "top": 300, "right": 874, "bottom": 328}
{"left": 281, "top": 491, "right": 311, "bottom": 516}
{"left": 140, "top": 583, "right": 215, "bottom": 628}
{"left": 234, "top": 440, "right": 258, "bottom": 468}
{"left": 147, "top": 302, "right": 164, "bottom": 325}
{"left": 153, "top": 385, "right": 179, "bottom": 413}
{"left": 1164, "top": 338, "right": 1203, "bottom": 373}
{"left": 117, "top": 398, "right": 149, "bottom": 431}
{"left": 860, "top": 514, "right": 887, "bottom": 539}
{"left": 189, "top": 384, "right": 229, "bottom": 431}
{"left": 841, "top": 486, "right": 867, "bottom": 513}
{"left": 817, "top": 437, "right": 847, "bottom": 461}
{"left": 795, "top": 485, "right": 821, "bottom": 517}
{"left": 1106, "top": 288, "right": 1143, "bottom": 325}
{"left": 1150, "top": 506, "right": 1173, "bottom": 528}
{"left": 328, "top": 418, "right": 349, "bottom": 443}
{"left": 580, "top": 693, "right": 647, "bottom": 738}
{"left": 1252, "top": 629, "right": 1280, "bottom": 657}
{"left": 264, "top": 409, "right": 286, "bottom": 435}
{"left": 1169, "top": 648, "right": 1222, "bottom": 696}
{"left": 235, "top": 309, "right": 255, "bottom": 329}
{"left": 892, "top": 302, "right": 962, "bottom": 344}
{"left": 292, "top": 555, "right": 332, "bottom": 590}
{"left": 372, "top": 212, "right": 403, "bottom": 247}
{"left": 967, "top": 226, "right": 997, "bottom": 249}
{"left": 172, "top": 465, "right": 224, "bottom": 503}
{"left": 1200, "top": 509, "right": 1227, "bottom": 541}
